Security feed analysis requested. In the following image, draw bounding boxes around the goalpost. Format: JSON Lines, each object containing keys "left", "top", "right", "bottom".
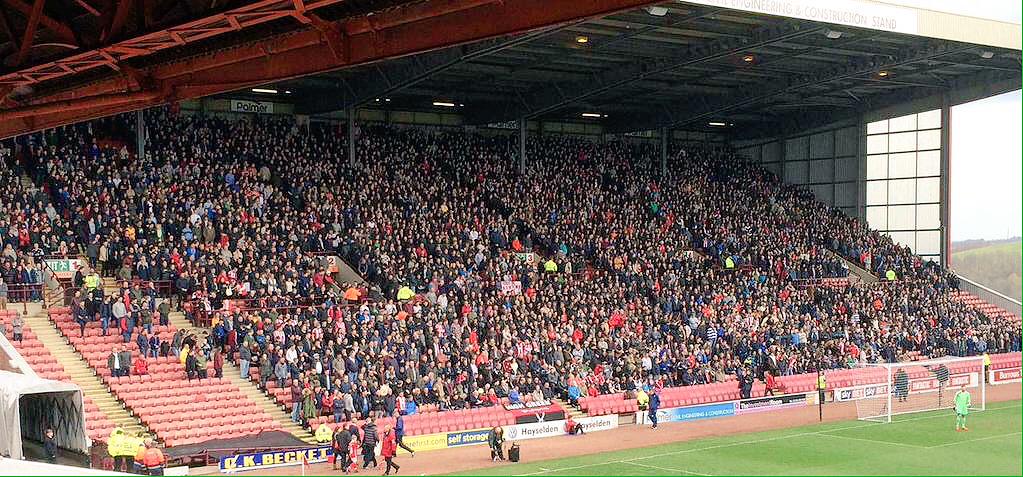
{"left": 853, "top": 356, "right": 986, "bottom": 423}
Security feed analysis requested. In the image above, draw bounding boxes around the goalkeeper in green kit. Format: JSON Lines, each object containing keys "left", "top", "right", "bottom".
{"left": 954, "top": 385, "right": 971, "bottom": 432}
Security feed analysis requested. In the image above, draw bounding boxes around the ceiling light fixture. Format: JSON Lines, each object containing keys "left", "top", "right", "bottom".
{"left": 433, "top": 101, "right": 456, "bottom": 107}
{"left": 251, "top": 88, "right": 278, "bottom": 94}
{"left": 825, "top": 29, "right": 843, "bottom": 39}
{"left": 708, "top": 121, "right": 728, "bottom": 127}
{"left": 575, "top": 36, "right": 589, "bottom": 44}
{"left": 980, "top": 51, "right": 994, "bottom": 59}
{"left": 877, "top": 70, "right": 889, "bottom": 77}
{"left": 742, "top": 54, "right": 755, "bottom": 63}
{"left": 284, "top": 90, "right": 292, "bottom": 94}
{"left": 645, "top": 6, "right": 668, "bottom": 16}
{"left": 581, "top": 113, "right": 603, "bottom": 118}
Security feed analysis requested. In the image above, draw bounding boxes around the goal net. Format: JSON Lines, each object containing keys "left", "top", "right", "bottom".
{"left": 850, "top": 356, "right": 986, "bottom": 423}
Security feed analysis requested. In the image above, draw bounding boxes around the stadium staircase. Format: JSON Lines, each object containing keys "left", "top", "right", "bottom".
{"left": 162, "top": 307, "right": 317, "bottom": 444}
{"left": 12, "top": 303, "right": 149, "bottom": 441}
{"left": 824, "top": 250, "right": 878, "bottom": 284}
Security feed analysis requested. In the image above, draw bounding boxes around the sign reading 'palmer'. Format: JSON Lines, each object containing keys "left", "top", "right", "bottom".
{"left": 230, "top": 99, "right": 275, "bottom": 114}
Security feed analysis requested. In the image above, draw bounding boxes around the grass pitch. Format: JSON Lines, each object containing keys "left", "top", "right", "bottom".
{"left": 453, "top": 400, "right": 1022, "bottom": 475}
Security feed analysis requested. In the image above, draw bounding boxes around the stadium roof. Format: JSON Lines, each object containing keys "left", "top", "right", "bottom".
{"left": 0, "top": 0, "right": 1019, "bottom": 139}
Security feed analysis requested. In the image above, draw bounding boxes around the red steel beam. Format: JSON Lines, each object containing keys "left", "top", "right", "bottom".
{"left": 74, "top": 0, "right": 102, "bottom": 16}
{"left": 0, "top": 0, "right": 663, "bottom": 138}
{"left": 13, "top": 0, "right": 46, "bottom": 66}
{"left": 0, "top": 0, "right": 346, "bottom": 88}
{"left": 1, "top": 0, "right": 77, "bottom": 45}
{"left": 100, "top": 0, "right": 134, "bottom": 43}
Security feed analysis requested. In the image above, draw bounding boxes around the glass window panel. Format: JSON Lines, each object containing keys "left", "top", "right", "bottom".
{"left": 866, "top": 206, "right": 888, "bottom": 230}
{"left": 918, "top": 109, "right": 941, "bottom": 129}
{"left": 917, "top": 150, "right": 940, "bottom": 176}
{"left": 917, "top": 203, "right": 940, "bottom": 229}
{"left": 866, "top": 180, "right": 888, "bottom": 205}
{"left": 888, "top": 152, "right": 916, "bottom": 178}
{"left": 917, "top": 129, "right": 940, "bottom": 150}
{"left": 889, "top": 178, "right": 916, "bottom": 204}
{"left": 917, "top": 177, "right": 940, "bottom": 203}
{"left": 888, "top": 131, "right": 917, "bottom": 152}
{"left": 889, "top": 113, "right": 917, "bottom": 132}
{"left": 916, "top": 230, "right": 941, "bottom": 255}
{"left": 888, "top": 205, "right": 916, "bottom": 230}
{"left": 867, "top": 154, "right": 888, "bottom": 180}
{"left": 867, "top": 119, "right": 889, "bottom": 135}
{"left": 888, "top": 231, "right": 916, "bottom": 249}
{"left": 867, "top": 135, "right": 888, "bottom": 154}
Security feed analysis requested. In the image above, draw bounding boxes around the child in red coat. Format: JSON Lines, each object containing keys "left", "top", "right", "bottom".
{"left": 348, "top": 435, "right": 361, "bottom": 473}
{"left": 381, "top": 426, "right": 400, "bottom": 475}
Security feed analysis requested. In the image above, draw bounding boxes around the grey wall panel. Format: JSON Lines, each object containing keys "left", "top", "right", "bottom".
{"left": 810, "top": 132, "right": 834, "bottom": 159}
{"left": 835, "top": 156, "right": 859, "bottom": 182}
{"left": 811, "top": 184, "right": 834, "bottom": 205}
{"left": 835, "top": 182, "right": 857, "bottom": 207}
{"left": 784, "top": 161, "right": 809, "bottom": 184}
{"left": 809, "top": 159, "right": 834, "bottom": 184}
{"left": 785, "top": 136, "right": 809, "bottom": 161}
{"left": 836, "top": 126, "right": 858, "bottom": 157}
{"left": 738, "top": 145, "right": 762, "bottom": 163}
{"left": 763, "top": 161, "right": 782, "bottom": 177}
{"left": 763, "top": 141, "right": 782, "bottom": 163}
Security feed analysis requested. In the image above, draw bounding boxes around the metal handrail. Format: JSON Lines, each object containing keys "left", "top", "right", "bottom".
{"left": 955, "top": 273, "right": 1022, "bottom": 318}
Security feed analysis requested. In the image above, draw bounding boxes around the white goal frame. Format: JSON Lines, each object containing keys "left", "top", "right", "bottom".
{"left": 856, "top": 355, "right": 986, "bottom": 423}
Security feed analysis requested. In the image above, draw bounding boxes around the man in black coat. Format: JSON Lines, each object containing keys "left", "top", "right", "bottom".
{"left": 361, "top": 418, "right": 378, "bottom": 468}
{"left": 333, "top": 426, "right": 351, "bottom": 471}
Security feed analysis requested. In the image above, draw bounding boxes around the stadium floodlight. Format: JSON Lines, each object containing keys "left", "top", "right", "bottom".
{"left": 854, "top": 355, "right": 986, "bottom": 423}
{"left": 708, "top": 121, "right": 728, "bottom": 127}
{"left": 432, "top": 101, "right": 457, "bottom": 107}
{"left": 581, "top": 113, "right": 603, "bottom": 118}
{"left": 251, "top": 88, "right": 278, "bottom": 94}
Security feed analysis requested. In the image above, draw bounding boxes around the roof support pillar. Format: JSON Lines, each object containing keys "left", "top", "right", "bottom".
{"left": 939, "top": 92, "right": 951, "bottom": 267}
{"left": 660, "top": 127, "right": 668, "bottom": 177}
{"left": 135, "top": 108, "right": 145, "bottom": 159}
{"left": 347, "top": 106, "right": 356, "bottom": 168}
{"left": 518, "top": 118, "right": 527, "bottom": 175}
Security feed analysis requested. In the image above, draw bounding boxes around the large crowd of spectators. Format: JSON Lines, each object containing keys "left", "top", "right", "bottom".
{"left": 6, "top": 109, "right": 1019, "bottom": 429}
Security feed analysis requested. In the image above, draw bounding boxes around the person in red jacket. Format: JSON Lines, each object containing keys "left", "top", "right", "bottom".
{"left": 381, "top": 425, "right": 400, "bottom": 475}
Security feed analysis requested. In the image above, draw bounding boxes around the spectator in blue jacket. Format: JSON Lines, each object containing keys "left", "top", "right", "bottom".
{"left": 648, "top": 388, "right": 661, "bottom": 429}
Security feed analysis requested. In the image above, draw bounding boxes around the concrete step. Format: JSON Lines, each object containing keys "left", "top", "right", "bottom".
{"left": 19, "top": 306, "right": 153, "bottom": 442}
{"left": 219, "top": 360, "right": 316, "bottom": 443}
{"left": 823, "top": 249, "right": 878, "bottom": 284}
{"left": 553, "top": 398, "right": 583, "bottom": 419}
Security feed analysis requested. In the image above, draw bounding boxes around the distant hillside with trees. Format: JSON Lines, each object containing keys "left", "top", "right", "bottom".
{"left": 951, "top": 238, "right": 1021, "bottom": 302}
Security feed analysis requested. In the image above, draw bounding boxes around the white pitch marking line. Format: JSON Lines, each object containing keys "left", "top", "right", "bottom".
{"left": 815, "top": 432, "right": 927, "bottom": 448}
{"left": 514, "top": 404, "right": 1021, "bottom": 476}
{"left": 926, "top": 431, "right": 1023, "bottom": 449}
{"left": 624, "top": 461, "right": 712, "bottom": 475}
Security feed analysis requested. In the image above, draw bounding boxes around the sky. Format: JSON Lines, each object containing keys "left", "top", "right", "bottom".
{"left": 950, "top": 89, "right": 1023, "bottom": 242}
